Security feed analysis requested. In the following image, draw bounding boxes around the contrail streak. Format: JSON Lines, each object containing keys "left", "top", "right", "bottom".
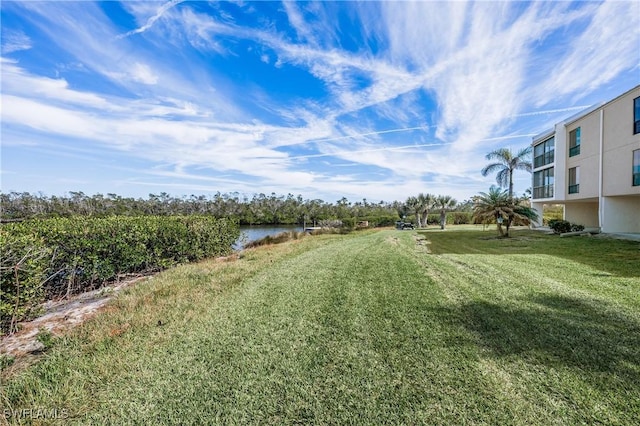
{"left": 292, "top": 134, "right": 536, "bottom": 160}
{"left": 291, "top": 142, "right": 451, "bottom": 160}
{"left": 308, "top": 126, "right": 431, "bottom": 143}
{"left": 512, "top": 105, "right": 590, "bottom": 117}
{"left": 117, "top": 0, "right": 185, "bottom": 39}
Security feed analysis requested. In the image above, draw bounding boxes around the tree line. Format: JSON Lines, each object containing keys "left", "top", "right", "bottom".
{"left": 0, "top": 191, "right": 410, "bottom": 226}
{"left": 1, "top": 145, "right": 536, "bottom": 234}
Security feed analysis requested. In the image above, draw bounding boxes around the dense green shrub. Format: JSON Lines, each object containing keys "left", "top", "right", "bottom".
{"left": 548, "top": 219, "right": 572, "bottom": 234}
{"left": 358, "top": 215, "right": 399, "bottom": 227}
{"left": 451, "top": 212, "right": 472, "bottom": 225}
{"left": 0, "top": 231, "right": 52, "bottom": 334}
{"left": 426, "top": 213, "right": 466, "bottom": 225}
{"left": 427, "top": 214, "right": 440, "bottom": 225}
{"left": 1, "top": 216, "right": 239, "bottom": 334}
{"left": 548, "top": 220, "right": 585, "bottom": 234}
{"left": 341, "top": 218, "right": 355, "bottom": 230}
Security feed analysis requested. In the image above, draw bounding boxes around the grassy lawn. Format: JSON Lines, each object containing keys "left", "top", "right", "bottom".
{"left": 1, "top": 228, "right": 639, "bottom": 424}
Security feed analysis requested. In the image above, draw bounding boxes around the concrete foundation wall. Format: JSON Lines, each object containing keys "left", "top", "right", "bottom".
{"left": 564, "top": 202, "right": 599, "bottom": 228}
{"left": 602, "top": 196, "right": 640, "bottom": 233}
{"left": 531, "top": 202, "right": 545, "bottom": 227}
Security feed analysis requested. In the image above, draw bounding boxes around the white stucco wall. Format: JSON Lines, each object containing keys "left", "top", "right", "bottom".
{"left": 602, "top": 87, "right": 640, "bottom": 197}
{"left": 531, "top": 202, "right": 545, "bottom": 227}
{"left": 601, "top": 196, "right": 640, "bottom": 233}
{"left": 564, "top": 202, "right": 599, "bottom": 228}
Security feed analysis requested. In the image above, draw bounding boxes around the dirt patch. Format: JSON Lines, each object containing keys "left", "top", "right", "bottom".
{"left": 1, "top": 275, "right": 149, "bottom": 358}
{"left": 414, "top": 235, "right": 431, "bottom": 253}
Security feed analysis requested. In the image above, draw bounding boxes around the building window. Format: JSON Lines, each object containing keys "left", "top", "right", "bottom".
{"left": 569, "top": 127, "right": 581, "bottom": 157}
{"left": 568, "top": 167, "right": 580, "bottom": 194}
{"left": 534, "top": 136, "right": 554, "bottom": 168}
{"left": 634, "top": 149, "right": 640, "bottom": 186}
{"left": 634, "top": 97, "right": 640, "bottom": 134}
{"left": 533, "top": 167, "right": 554, "bottom": 199}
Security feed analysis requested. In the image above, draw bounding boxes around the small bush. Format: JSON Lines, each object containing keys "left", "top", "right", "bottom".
{"left": 549, "top": 220, "right": 584, "bottom": 234}
{"left": 0, "top": 353, "right": 15, "bottom": 370}
{"left": 549, "top": 219, "right": 571, "bottom": 234}
{"left": 36, "top": 327, "right": 55, "bottom": 350}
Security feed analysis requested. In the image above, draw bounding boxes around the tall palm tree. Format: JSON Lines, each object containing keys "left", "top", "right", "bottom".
{"left": 472, "top": 186, "right": 538, "bottom": 237}
{"left": 435, "top": 195, "right": 457, "bottom": 230}
{"left": 481, "top": 147, "right": 532, "bottom": 199}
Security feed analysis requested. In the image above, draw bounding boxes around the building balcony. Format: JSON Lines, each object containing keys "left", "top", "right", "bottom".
{"left": 568, "top": 184, "right": 580, "bottom": 194}
{"left": 533, "top": 185, "right": 554, "bottom": 199}
{"left": 534, "top": 151, "right": 554, "bottom": 168}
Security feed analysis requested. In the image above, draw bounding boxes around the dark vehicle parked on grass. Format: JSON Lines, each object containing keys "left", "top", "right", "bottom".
{"left": 395, "top": 221, "right": 415, "bottom": 230}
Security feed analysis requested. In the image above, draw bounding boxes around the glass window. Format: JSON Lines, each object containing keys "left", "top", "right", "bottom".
{"left": 634, "top": 149, "right": 640, "bottom": 186}
{"left": 634, "top": 97, "right": 640, "bottom": 134}
{"left": 569, "top": 127, "right": 581, "bottom": 157}
{"left": 533, "top": 167, "right": 554, "bottom": 198}
{"left": 569, "top": 167, "right": 579, "bottom": 194}
{"left": 534, "top": 136, "right": 554, "bottom": 168}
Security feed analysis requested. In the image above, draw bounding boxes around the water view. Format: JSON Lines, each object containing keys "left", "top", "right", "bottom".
{"left": 234, "top": 225, "right": 303, "bottom": 250}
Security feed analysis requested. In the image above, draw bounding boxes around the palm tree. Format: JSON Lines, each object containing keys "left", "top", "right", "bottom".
{"left": 417, "top": 193, "right": 435, "bottom": 228}
{"left": 405, "top": 196, "right": 421, "bottom": 227}
{"left": 481, "top": 147, "right": 532, "bottom": 199}
{"left": 472, "top": 186, "right": 538, "bottom": 237}
{"left": 435, "top": 195, "right": 457, "bottom": 230}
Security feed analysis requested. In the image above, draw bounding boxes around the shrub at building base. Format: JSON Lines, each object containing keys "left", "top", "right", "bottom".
{"left": 548, "top": 219, "right": 585, "bottom": 234}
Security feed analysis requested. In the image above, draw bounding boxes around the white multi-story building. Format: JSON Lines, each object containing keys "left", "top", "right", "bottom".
{"left": 531, "top": 85, "right": 640, "bottom": 233}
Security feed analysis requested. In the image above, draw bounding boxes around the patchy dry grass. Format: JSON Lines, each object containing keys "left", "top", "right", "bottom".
{"left": 1, "top": 228, "right": 638, "bottom": 424}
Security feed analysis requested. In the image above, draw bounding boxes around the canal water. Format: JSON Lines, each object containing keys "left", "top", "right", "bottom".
{"left": 234, "top": 225, "right": 303, "bottom": 250}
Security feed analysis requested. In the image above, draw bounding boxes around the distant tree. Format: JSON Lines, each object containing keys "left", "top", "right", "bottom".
{"left": 405, "top": 196, "right": 422, "bottom": 227}
{"left": 417, "top": 193, "right": 435, "bottom": 228}
{"left": 481, "top": 147, "right": 532, "bottom": 199}
{"left": 435, "top": 195, "right": 457, "bottom": 230}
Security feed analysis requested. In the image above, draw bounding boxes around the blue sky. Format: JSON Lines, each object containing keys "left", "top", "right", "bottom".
{"left": 2, "top": 1, "right": 639, "bottom": 203}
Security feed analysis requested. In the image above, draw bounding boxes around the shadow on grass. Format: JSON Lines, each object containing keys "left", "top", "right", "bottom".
{"left": 461, "top": 294, "right": 640, "bottom": 385}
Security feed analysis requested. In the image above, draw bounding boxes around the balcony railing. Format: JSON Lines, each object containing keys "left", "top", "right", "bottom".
{"left": 534, "top": 150, "right": 554, "bottom": 168}
{"left": 533, "top": 185, "right": 554, "bottom": 199}
{"left": 569, "top": 145, "right": 580, "bottom": 157}
{"left": 634, "top": 173, "right": 640, "bottom": 186}
{"left": 568, "top": 184, "right": 580, "bottom": 194}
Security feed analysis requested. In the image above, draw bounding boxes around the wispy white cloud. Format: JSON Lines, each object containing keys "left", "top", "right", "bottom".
{"left": 3, "top": 0, "right": 638, "bottom": 202}
{"left": 107, "top": 62, "right": 159, "bottom": 85}
{"left": 531, "top": 0, "right": 640, "bottom": 105}
{"left": 1, "top": 29, "right": 32, "bottom": 54}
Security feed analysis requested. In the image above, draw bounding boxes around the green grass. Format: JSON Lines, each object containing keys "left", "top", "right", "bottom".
{"left": 2, "top": 228, "right": 639, "bottom": 424}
